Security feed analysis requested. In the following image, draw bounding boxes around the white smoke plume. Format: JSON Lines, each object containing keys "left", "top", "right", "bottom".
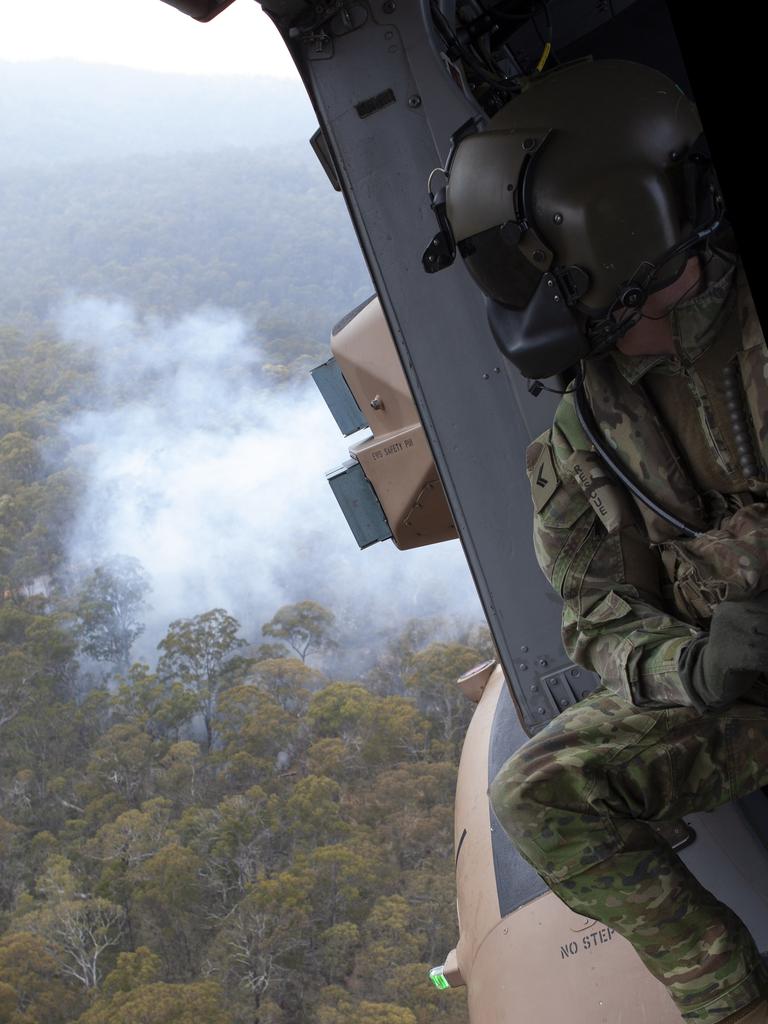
{"left": 56, "top": 298, "right": 484, "bottom": 663}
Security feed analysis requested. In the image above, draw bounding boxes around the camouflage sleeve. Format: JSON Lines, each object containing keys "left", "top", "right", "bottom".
{"left": 527, "top": 400, "right": 701, "bottom": 709}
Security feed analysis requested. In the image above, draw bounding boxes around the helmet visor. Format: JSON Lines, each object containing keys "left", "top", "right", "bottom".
{"left": 459, "top": 227, "right": 542, "bottom": 311}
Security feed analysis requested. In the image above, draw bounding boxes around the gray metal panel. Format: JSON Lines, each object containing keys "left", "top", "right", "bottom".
{"left": 311, "top": 357, "right": 367, "bottom": 436}
{"left": 327, "top": 458, "right": 393, "bottom": 548}
{"left": 288, "top": 1, "right": 573, "bottom": 734}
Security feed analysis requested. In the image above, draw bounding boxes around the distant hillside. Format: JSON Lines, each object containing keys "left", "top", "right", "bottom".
{"left": 0, "top": 60, "right": 318, "bottom": 166}
{"left": 0, "top": 146, "right": 370, "bottom": 352}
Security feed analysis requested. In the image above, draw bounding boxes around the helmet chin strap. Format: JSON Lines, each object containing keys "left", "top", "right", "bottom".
{"left": 502, "top": 207, "right": 725, "bottom": 386}
{"left": 579, "top": 209, "right": 724, "bottom": 356}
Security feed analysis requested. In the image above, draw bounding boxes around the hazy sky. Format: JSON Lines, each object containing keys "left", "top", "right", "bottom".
{"left": 3, "top": 0, "right": 300, "bottom": 78}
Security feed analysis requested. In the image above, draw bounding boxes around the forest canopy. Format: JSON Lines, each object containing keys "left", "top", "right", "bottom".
{"left": 0, "top": 62, "right": 484, "bottom": 1022}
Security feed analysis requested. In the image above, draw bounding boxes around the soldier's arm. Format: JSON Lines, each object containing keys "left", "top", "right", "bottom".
{"left": 527, "top": 405, "right": 701, "bottom": 709}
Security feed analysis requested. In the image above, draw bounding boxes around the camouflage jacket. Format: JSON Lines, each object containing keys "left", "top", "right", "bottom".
{"left": 526, "top": 256, "right": 768, "bottom": 708}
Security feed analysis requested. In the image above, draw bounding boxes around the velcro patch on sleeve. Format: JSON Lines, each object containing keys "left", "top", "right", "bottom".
{"left": 531, "top": 442, "right": 558, "bottom": 512}
{"left": 564, "top": 450, "right": 629, "bottom": 533}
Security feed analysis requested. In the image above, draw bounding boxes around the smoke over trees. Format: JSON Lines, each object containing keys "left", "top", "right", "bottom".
{"left": 157, "top": 609, "right": 248, "bottom": 752}
{"left": 0, "top": 62, "right": 484, "bottom": 1022}
{"left": 74, "top": 557, "right": 151, "bottom": 672}
{"left": 262, "top": 600, "right": 336, "bottom": 662}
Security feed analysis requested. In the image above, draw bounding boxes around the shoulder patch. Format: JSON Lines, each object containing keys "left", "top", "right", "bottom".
{"left": 530, "top": 442, "right": 558, "bottom": 512}
{"left": 564, "top": 449, "right": 630, "bottom": 534}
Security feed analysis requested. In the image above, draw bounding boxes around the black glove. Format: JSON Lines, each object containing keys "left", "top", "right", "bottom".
{"left": 679, "top": 593, "right": 768, "bottom": 711}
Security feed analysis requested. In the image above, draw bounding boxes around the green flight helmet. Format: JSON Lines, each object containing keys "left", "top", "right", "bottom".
{"left": 429, "top": 59, "right": 722, "bottom": 378}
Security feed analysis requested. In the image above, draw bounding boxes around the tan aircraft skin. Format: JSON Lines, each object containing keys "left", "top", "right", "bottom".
{"left": 330, "top": 297, "right": 457, "bottom": 550}
{"left": 451, "top": 663, "right": 683, "bottom": 1023}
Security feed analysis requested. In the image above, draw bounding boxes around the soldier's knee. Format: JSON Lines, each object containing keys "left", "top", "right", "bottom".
{"left": 489, "top": 746, "right": 562, "bottom": 840}
{"left": 489, "top": 755, "right": 522, "bottom": 837}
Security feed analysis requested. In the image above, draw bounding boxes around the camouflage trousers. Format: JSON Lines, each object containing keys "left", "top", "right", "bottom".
{"left": 489, "top": 687, "right": 768, "bottom": 1024}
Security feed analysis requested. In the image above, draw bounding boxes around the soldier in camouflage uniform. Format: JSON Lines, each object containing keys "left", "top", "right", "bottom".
{"left": 436, "top": 60, "right": 768, "bottom": 1023}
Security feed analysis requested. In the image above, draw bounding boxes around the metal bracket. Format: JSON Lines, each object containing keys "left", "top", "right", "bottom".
{"left": 512, "top": 661, "right": 601, "bottom": 733}
{"left": 541, "top": 664, "right": 598, "bottom": 713}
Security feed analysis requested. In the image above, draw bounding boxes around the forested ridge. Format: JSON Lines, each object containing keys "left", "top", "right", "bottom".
{"left": 0, "top": 62, "right": 317, "bottom": 167}
{"left": 0, "top": 146, "right": 370, "bottom": 379}
{"left": 0, "top": 64, "right": 483, "bottom": 1022}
